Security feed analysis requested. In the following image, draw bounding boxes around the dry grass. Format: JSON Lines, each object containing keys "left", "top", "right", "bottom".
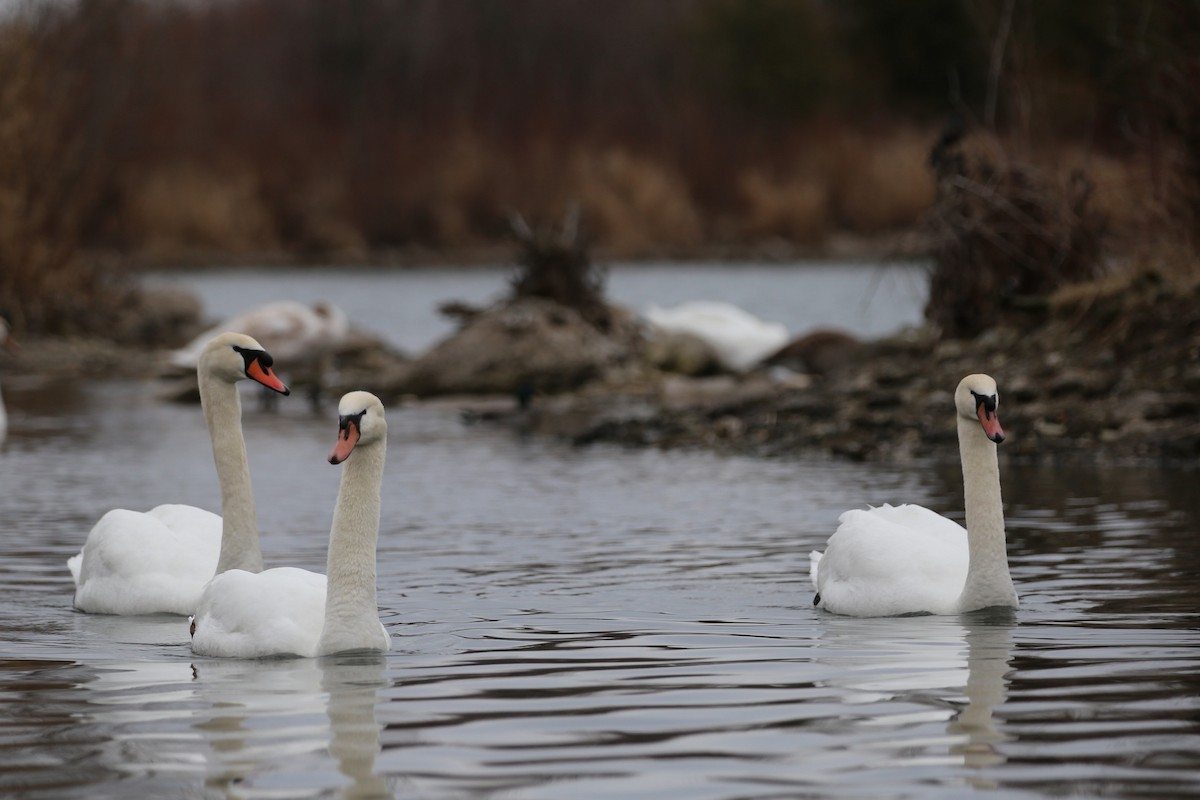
{"left": 923, "top": 133, "right": 1108, "bottom": 339}
{"left": 736, "top": 169, "right": 830, "bottom": 244}
{"left": 0, "top": 18, "right": 126, "bottom": 335}
{"left": 824, "top": 128, "right": 937, "bottom": 232}
{"left": 426, "top": 135, "right": 493, "bottom": 245}
{"left": 125, "top": 163, "right": 277, "bottom": 260}
{"left": 100, "top": 129, "right": 951, "bottom": 261}
{"left": 1028, "top": 141, "right": 1200, "bottom": 284}
{"left": 733, "top": 126, "right": 936, "bottom": 246}
{"left": 568, "top": 148, "right": 703, "bottom": 256}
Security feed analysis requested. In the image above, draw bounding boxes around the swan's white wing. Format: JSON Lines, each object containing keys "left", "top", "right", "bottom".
{"left": 190, "top": 567, "right": 328, "bottom": 658}
{"left": 71, "top": 504, "right": 222, "bottom": 615}
{"left": 814, "top": 503, "right": 969, "bottom": 617}
{"left": 146, "top": 503, "right": 224, "bottom": 537}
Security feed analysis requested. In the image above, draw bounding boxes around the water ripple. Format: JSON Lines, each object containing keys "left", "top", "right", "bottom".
{"left": 2, "top": 378, "right": 1200, "bottom": 798}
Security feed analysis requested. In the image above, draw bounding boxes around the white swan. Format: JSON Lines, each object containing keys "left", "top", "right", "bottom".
{"left": 643, "top": 300, "right": 789, "bottom": 372}
{"left": 0, "top": 317, "right": 16, "bottom": 446}
{"left": 170, "top": 300, "right": 349, "bottom": 407}
{"left": 811, "top": 374, "right": 1018, "bottom": 617}
{"left": 190, "top": 391, "right": 391, "bottom": 658}
{"left": 69, "top": 333, "right": 291, "bottom": 615}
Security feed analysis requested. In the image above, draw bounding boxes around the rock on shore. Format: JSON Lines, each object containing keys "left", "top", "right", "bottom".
{"left": 511, "top": 272, "right": 1200, "bottom": 464}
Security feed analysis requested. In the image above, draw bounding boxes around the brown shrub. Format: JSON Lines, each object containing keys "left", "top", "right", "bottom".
{"left": 0, "top": 12, "right": 136, "bottom": 336}
{"left": 507, "top": 207, "right": 612, "bottom": 330}
{"left": 124, "top": 163, "right": 278, "bottom": 260}
{"left": 731, "top": 127, "right": 936, "bottom": 246}
{"left": 825, "top": 128, "right": 937, "bottom": 232}
{"left": 569, "top": 148, "right": 703, "bottom": 256}
{"left": 736, "top": 169, "right": 829, "bottom": 244}
{"left": 923, "top": 133, "right": 1108, "bottom": 339}
{"left": 406, "top": 132, "right": 497, "bottom": 248}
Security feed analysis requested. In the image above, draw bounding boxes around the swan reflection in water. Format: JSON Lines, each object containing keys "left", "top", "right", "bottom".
{"left": 190, "top": 653, "right": 394, "bottom": 798}
{"left": 320, "top": 653, "right": 392, "bottom": 800}
{"left": 813, "top": 610, "right": 1016, "bottom": 779}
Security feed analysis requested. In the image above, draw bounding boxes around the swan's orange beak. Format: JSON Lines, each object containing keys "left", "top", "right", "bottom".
{"left": 247, "top": 359, "right": 290, "bottom": 395}
{"left": 329, "top": 424, "right": 360, "bottom": 465}
{"left": 977, "top": 405, "right": 1005, "bottom": 444}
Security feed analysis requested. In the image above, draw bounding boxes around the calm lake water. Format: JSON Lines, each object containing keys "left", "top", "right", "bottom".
{"left": 2, "top": 264, "right": 1199, "bottom": 799}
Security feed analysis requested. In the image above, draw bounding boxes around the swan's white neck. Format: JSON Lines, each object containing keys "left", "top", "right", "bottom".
{"left": 199, "top": 371, "right": 264, "bottom": 574}
{"left": 955, "top": 415, "right": 1017, "bottom": 612}
{"left": 318, "top": 440, "right": 385, "bottom": 655}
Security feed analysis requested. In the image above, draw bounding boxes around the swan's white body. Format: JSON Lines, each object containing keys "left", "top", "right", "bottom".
{"left": 191, "top": 391, "right": 391, "bottom": 658}
{"left": 70, "top": 333, "right": 289, "bottom": 615}
{"left": 811, "top": 374, "right": 1018, "bottom": 617}
{"left": 170, "top": 300, "right": 349, "bottom": 377}
{"left": 67, "top": 505, "right": 223, "bottom": 615}
{"left": 643, "top": 300, "right": 788, "bottom": 372}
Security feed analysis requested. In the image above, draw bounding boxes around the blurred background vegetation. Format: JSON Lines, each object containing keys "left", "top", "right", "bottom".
{"left": 0, "top": 0, "right": 1197, "bottom": 337}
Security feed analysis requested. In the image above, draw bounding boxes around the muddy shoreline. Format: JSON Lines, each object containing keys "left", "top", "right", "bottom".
{"left": 462, "top": 272, "right": 1200, "bottom": 467}
{"left": 4, "top": 272, "right": 1197, "bottom": 468}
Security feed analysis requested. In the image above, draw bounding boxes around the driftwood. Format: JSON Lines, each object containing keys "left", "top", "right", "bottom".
{"left": 506, "top": 205, "right": 612, "bottom": 330}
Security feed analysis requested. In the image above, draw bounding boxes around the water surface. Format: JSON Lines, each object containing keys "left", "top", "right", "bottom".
{"left": 2, "top": 266, "right": 1199, "bottom": 798}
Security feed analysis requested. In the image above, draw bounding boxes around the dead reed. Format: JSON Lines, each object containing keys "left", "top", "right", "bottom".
{"left": 923, "top": 133, "right": 1108, "bottom": 339}
{"left": 0, "top": 12, "right": 136, "bottom": 336}
{"left": 506, "top": 207, "right": 612, "bottom": 330}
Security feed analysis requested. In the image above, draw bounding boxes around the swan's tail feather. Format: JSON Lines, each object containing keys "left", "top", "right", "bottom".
{"left": 67, "top": 551, "right": 82, "bottom": 584}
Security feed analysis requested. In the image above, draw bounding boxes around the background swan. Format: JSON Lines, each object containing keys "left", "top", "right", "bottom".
{"left": 69, "top": 333, "right": 290, "bottom": 615}
{"left": 643, "top": 300, "right": 788, "bottom": 372}
{"left": 0, "top": 317, "right": 16, "bottom": 446}
{"left": 811, "top": 374, "right": 1018, "bottom": 617}
{"left": 190, "top": 390, "right": 391, "bottom": 658}
{"left": 170, "top": 300, "right": 349, "bottom": 408}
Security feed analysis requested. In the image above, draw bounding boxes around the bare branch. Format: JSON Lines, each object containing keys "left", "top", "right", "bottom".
{"left": 506, "top": 210, "right": 534, "bottom": 244}
{"left": 559, "top": 201, "right": 581, "bottom": 248}
{"left": 984, "top": 0, "right": 1015, "bottom": 131}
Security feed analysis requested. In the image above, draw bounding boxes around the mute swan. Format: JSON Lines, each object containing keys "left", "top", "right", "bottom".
{"left": 170, "top": 300, "right": 349, "bottom": 408}
{"left": 0, "top": 317, "right": 16, "bottom": 446}
{"left": 190, "top": 391, "right": 391, "bottom": 658}
{"left": 811, "top": 374, "right": 1018, "bottom": 617}
{"left": 643, "top": 300, "right": 789, "bottom": 373}
{"left": 69, "top": 333, "right": 291, "bottom": 615}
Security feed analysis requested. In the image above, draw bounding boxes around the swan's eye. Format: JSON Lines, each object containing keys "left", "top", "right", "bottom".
{"left": 970, "top": 390, "right": 997, "bottom": 418}
{"left": 231, "top": 345, "right": 273, "bottom": 371}
{"left": 338, "top": 410, "right": 366, "bottom": 438}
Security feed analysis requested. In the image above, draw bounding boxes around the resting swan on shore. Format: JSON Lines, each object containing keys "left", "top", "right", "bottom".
{"left": 170, "top": 300, "right": 349, "bottom": 408}
{"left": 190, "top": 391, "right": 391, "bottom": 658}
{"left": 643, "top": 300, "right": 789, "bottom": 373}
{"left": 69, "top": 333, "right": 290, "bottom": 615}
{"left": 811, "top": 374, "right": 1018, "bottom": 617}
